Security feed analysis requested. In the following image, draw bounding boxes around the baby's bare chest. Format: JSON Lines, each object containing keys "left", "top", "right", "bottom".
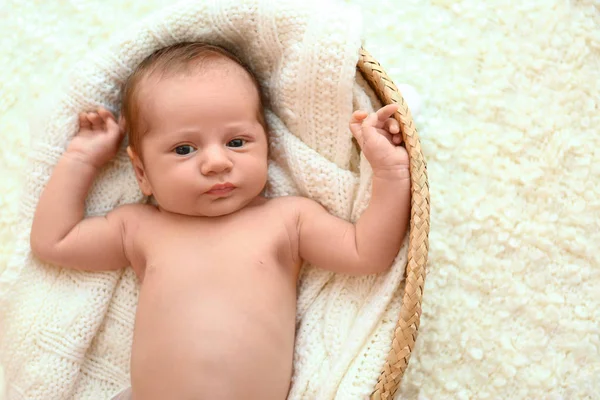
{"left": 128, "top": 207, "right": 299, "bottom": 285}
{"left": 127, "top": 207, "right": 300, "bottom": 397}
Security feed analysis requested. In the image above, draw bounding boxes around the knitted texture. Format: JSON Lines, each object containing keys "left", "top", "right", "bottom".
{"left": 0, "top": 0, "right": 409, "bottom": 399}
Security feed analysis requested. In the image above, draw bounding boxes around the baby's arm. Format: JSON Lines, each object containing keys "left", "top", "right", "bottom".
{"left": 297, "top": 104, "right": 410, "bottom": 274}
{"left": 30, "top": 108, "right": 131, "bottom": 271}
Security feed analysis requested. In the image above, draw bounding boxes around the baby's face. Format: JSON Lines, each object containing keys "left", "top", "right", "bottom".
{"left": 129, "top": 63, "right": 268, "bottom": 217}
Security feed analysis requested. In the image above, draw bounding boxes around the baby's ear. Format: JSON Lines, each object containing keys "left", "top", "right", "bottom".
{"left": 127, "top": 146, "right": 152, "bottom": 197}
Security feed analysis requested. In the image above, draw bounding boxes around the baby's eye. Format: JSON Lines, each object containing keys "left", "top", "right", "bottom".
{"left": 227, "top": 138, "right": 246, "bottom": 148}
{"left": 174, "top": 145, "right": 197, "bottom": 155}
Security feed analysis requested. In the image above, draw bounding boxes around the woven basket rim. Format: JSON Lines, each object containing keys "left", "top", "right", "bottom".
{"left": 357, "top": 47, "right": 430, "bottom": 400}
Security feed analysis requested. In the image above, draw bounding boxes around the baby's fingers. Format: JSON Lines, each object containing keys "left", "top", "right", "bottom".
{"left": 87, "top": 112, "right": 104, "bottom": 131}
{"left": 98, "top": 108, "right": 123, "bottom": 138}
{"left": 384, "top": 118, "right": 400, "bottom": 134}
{"left": 350, "top": 110, "right": 368, "bottom": 124}
{"left": 349, "top": 110, "right": 368, "bottom": 141}
{"left": 97, "top": 107, "right": 116, "bottom": 124}
{"left": 79, "top": 113, "right": 91, "bottom": 131}
{"left": 375, "top": 103, "right": 399, "bottom": 124}
{"left": 361, "top": 112, "right": 379, "bottom": 135}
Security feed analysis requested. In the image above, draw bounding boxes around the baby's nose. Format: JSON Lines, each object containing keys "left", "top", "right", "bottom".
{"left": 200, "top": 147, "right": 233, "bottom": 175}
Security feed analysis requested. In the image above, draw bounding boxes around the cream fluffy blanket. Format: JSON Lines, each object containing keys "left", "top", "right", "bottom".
{"left": 0, "top": 0, "right": 410, "bottom": 399}
{"left": 2, "top": 0, "right": 600, "bottom": 400}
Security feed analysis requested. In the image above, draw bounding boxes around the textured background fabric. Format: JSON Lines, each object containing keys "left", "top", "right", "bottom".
{"left": 1, "top": 0, "right": 599, "bottom": 399}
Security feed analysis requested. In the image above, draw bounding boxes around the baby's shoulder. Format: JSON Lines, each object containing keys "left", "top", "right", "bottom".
{"left": 266, "top": 194, "right": 313, "bottom": 207}
{"left": 113, "top": 201, "right": 157, "bottom": 215}
{"left": 263, "top": 195, "right": 320, "bottom": 222}
{"left": 110, "top": 202, "right": 159, "bottom": 228}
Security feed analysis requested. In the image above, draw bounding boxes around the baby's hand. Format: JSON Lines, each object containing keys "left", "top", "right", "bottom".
{"left": 66, "top": 108, "right": 125, "bottom": 168}
{"left": 350, "top": 104, "right": 409, "bottom": 179}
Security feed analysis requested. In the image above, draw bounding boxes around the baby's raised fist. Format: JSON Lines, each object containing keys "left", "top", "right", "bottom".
{"left": 67, "top": 107, "right": 125, "bottom": 168}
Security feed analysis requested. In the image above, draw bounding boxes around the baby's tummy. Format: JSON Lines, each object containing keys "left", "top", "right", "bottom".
{"left": 130, "top": 257, "right": 296, "bottom": 399}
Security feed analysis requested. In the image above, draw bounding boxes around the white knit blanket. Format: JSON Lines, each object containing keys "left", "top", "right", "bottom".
{"left": 0, "top": 0, "right": 409, "bottom": 399}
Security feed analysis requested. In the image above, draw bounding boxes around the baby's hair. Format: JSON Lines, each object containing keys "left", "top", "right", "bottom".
{"left": 120, "top": 42, "right": 267, "bottom": 156}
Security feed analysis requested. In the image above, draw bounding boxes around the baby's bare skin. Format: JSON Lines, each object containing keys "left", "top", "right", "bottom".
{"left": 30, "top": 46, "right": 411, "bottom": 400}
{"left": 126, "top": 198, "right": 299, "bottom": 399}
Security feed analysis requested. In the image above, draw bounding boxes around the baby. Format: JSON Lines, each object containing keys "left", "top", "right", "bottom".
{"left": 30, "top": 42, "right": 411, "bottom": 400}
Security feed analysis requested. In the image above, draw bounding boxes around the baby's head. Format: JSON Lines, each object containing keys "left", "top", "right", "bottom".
{"left": 120, "top": 42, "right": 269, "bottom": 217}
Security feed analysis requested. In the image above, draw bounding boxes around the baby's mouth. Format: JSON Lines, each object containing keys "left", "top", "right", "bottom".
{"left": 205, "top": 182, "right": 236, "bottom": 196}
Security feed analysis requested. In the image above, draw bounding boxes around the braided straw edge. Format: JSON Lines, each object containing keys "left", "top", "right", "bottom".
{"left": 357, "top": 47, "right": 431, "bottom": 400}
